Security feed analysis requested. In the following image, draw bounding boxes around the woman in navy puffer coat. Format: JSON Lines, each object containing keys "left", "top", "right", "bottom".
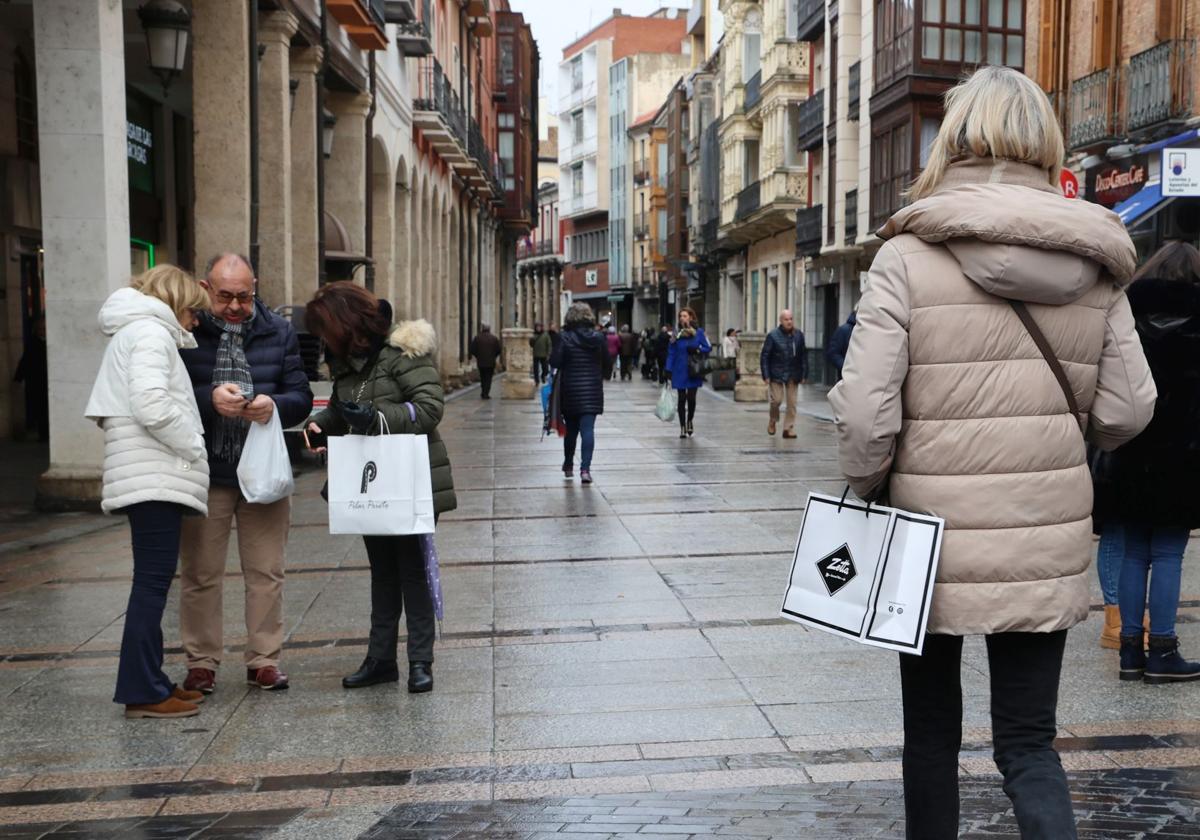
{"left": 550, "top": 303, "right": 607, "bottom": 483}
{"left": 666, "top": 307, "right": 711, "bottom": 438}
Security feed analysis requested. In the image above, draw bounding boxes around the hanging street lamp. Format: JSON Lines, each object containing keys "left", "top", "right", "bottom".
{"left": 137, "top": 0, "right": 191, "bottom": 98}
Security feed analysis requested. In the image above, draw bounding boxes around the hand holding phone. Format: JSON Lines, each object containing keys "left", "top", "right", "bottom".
{"left": 304, "top": 422, "right": 327, "bottom": 453}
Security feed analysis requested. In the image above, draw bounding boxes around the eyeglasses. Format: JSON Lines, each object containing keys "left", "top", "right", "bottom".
{"left": 213, "top": 291, "right": 254, "bottom": 304}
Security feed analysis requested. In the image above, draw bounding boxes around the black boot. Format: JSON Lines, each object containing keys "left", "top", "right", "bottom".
{"left": 1119, "top": 634, "right": 1146, "bottom": 682}
{"left": 679, "top": 422, "right": 687, "bottom": 439}
{"left": 342, "top": 657, "right": 399, "bottom": 689}
{"left": 686, "top": 420, "right": 694, "bottom": 437}
{"left": 408, "top": 661, "right": 433, "bottom": 693}
{"left": 1144, "top": 635, "right": 1200, "bottom": 685}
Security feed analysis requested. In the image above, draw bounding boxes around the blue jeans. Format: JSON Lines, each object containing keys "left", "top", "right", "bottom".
{"left": 1095, "top": 527, "right": 1123, "bottom": 606}
{"left": 115, "top": 502, "right": 185, "bottom": 705}
{"left": 1105, "top": 523, "right": 1189, "bottom": 637}
{"left": 563, "top": 414, "right": 596, "bottom": 471}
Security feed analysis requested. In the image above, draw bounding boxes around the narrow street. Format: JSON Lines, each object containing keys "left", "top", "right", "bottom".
{"left": 0, "top": 380, "right": 1197, "bottom": 838}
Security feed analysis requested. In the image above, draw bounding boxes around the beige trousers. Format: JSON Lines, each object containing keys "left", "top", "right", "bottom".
{"left": 769, "top": 381, "right": 798, "bottom": 434}
{"left": 180, "top": 486, "right": 289, "bottom": 670}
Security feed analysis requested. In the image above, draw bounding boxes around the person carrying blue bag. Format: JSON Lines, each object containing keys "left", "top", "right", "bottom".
{"left": 665, "top": 306, "right": 711, "bottom": 438}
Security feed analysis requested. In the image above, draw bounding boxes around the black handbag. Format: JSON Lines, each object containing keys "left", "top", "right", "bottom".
{"left": 687, "top": 351, "right": 707, "bottom": 380}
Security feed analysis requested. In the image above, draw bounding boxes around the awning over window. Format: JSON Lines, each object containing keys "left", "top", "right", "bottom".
{"left": 1112, "top": 181, "right": 1174, "bottom": 227}
{"left": 1136, "top": 128, "right": 1200, "bottom": 156}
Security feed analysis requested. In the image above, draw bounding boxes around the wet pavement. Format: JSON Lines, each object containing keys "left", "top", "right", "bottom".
{"left": 0, "top": 378, "right": 1197, "bottom": 838}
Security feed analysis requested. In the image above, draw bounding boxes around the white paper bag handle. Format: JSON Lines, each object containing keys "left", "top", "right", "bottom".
{"left": 377, "top": 411, "right": 390, "bottom": 436}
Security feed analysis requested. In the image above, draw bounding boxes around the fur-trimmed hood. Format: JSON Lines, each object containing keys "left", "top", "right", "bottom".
{"left": 388, "top": 319, "right": 438, "bottom": 358}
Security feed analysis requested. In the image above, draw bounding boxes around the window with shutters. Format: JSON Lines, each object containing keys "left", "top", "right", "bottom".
{"left": 1092, "top": 0, "right": 1116, "bottom": 72}
{"left": 1036, "top": 0, "right": 1058, "bottom": 92}
{"left": 1155, "top": 0, "right": 1176, "bottom": 41}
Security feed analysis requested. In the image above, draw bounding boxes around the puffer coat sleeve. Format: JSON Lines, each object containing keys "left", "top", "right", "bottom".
{"left": 828, "top": 242, "right": 911, "bottom": 501}
{"left": 371, "top": 353, "right": 445, "bottom": 436}
{"left": 129, "top": 331, "right": 207, "bottom": 463}
{"left": 1089, "top": 292, "right": 1158, "bottom": 451}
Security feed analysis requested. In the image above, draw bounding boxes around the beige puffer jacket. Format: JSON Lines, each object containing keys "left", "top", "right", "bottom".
{"left": 828, "top": 158, "right": 1156, "bottom": 635}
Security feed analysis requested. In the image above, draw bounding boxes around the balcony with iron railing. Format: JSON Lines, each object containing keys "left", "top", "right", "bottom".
{"left": 467, "top": 117, "right": 501, "bottom": 196}
{"left": 414, "top": 56, "right": 468, "bottom": 158}
{"left": 1068, "top": 69, "right": 1115, "bottom": 150}
{"left": 394, "top": 0, "right": 432, "bottom": 56}
{"left": 744, "top": 70, "right": 762, "bottom": 113}
{"left": 735, "top": 181, "right": 761, "bottom": 222}
{"left": 798, "top": 90, "right": 824, "bottom": 151}
{"left": 844, "top": 189, "right": 858, "bottom": 244}
{"left": 633, "top": 213, "right": 649, "bottom": 240}
{"left": 517, "top": 239, "right": 560, "bottom": 261}
{"left": 848, "top": 62, "right": 860, "bottom": 119}
{"left": 1126, "top": 40, "right": 1196, "bottom": 135}
{"left": 796, "top": 0, "right": 824, "bottom": 41}
{"left": 796, "top": 204, "right": 822, "bottom": 257}
{"left": 633, "top": 159, "right": 650, "bottom": 184}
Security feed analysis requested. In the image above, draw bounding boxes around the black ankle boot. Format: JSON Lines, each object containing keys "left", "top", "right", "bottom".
{"left": 686, "top": 420, "right": 694, "bottom": 437}
{"left": 408, "top": 661, "right": 433, "bottom": 693}
{"left": 679, "top": 424, "right": 687, "bottom": 439}
{"left": 342, "top": 657, "right": 399, "bottom": 689}
{"left": 1119, "top": 634, "right": 1146, "bottom": 682}
{"left": 1144, "top": 635, "right": 1200, "bottom": 685}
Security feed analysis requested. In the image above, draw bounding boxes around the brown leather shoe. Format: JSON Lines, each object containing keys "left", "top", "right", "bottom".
{"left": 184, "top": 668, "right": 216, "bottom": 694}
{"left": 125, "top": 696, "right": 200, "bottom": 719}
{"left": 768, "top": 419, "right": 776, "bottom": 435}
{"left": 172, "top": 686, "right": 205, "bottom": 705}
{"left": 783, "top": 430, "right": 797, "bottom": 439}
{"left": 247, "top": 665, "right": 289, "bottom": 691}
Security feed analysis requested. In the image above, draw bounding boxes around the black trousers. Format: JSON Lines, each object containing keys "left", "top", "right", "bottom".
{"left": 899, "top": 631, "right": 1075, "bottom": 840}
{"left": 619, "top": 355, "right": 635, "bottom": 380}
{"left": 531, "top": 358, "right": 550, "bottom": 383}
{"left": 676, "top": 387, "right": 697, "bottom": 425}
{"left": 362, "top": 535, "right": 435, "bottom": 663}
{"left": 478, "top": 366, "right": 495, "bottom": 398}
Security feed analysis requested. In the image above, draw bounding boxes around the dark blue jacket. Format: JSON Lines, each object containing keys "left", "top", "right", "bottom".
{"left": 760, "top": 326, "right": 808, "bottom": 383}
{"left": 550, "top": 325, "right": 606, "bottom": 417}
{"left": 826, "top": 312, "right": 857, "bottom": 376}
{"left": 179, "top": 301, "right": 313, "bottom": 487}
{"left": 666, "top": 328, "right": 712, "bottom": 390}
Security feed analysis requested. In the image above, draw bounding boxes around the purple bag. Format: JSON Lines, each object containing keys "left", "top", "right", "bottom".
{"left": 419, "top": 533, "right": 444, "bottom": 624}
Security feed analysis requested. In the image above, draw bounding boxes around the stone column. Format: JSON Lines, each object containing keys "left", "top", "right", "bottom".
{"left": 325, "top": 92, "right": 371, "bottom": 274}
{"left": 193, "top": 0, "right": 251, "bottom": 264}
{"left": 290, "top": 47, "right": 322, "bottom": 306}
{"left": 33, "top": 0, "right": 129, "bottom": 507}
{"left": 734, "top": 331, "right": 769, "bottom": 402}
{"left": 501, "top": 327, "right": 536, "bottom": 399}
{"left": 371, "top": 157, "right": 396, "bottom": 308}
{"left": 256, "top": 11, "right": 298, "bottom": 307}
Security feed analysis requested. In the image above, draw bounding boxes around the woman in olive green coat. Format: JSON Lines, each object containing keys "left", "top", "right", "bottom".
{"left": 304, "top": 282, "right": 456, "bottom": 693}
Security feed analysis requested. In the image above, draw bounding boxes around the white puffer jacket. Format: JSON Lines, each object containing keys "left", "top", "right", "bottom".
{"left": 85, "top": 287, "right": 209, "bottom": 515}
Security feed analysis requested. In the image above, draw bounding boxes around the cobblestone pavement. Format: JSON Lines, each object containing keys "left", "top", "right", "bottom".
{"left": 0, "top": 378, "right": 1198, "bottom": 838}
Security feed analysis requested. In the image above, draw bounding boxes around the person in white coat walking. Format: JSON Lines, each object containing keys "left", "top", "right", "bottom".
{"left": 85, "top": 265, "right": 212, "bottom": 719}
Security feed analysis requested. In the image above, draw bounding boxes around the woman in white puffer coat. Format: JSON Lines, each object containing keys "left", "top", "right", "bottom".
{"left": 84, "top": 265, "right": 212, "bottom": 719}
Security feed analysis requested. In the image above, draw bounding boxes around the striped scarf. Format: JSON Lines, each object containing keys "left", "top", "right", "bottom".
{"left": 207, "top": 310, "right": 256, "bottom": 463}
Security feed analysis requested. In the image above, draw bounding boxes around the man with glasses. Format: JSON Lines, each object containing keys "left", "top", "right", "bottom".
{"left": 177, "top": 254, "right": 312, "bottom": 694}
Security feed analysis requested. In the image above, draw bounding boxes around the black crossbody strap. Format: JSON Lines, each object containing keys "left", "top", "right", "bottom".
{"left": 1008, "top": 300, "right": 1085, "bottom": 434}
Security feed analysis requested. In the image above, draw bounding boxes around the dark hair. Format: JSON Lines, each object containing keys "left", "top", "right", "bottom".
{"left": 726, "top": 328, "right": 736, "bottom": 336}
{"left": 1132, "top": 241, "right": 1200, "bottom": 284}
{"left": 679, "top": 306, "right": 699, "bottom": 326}
{"left": 305, "top": 282, "right": 390, "bottom": 360}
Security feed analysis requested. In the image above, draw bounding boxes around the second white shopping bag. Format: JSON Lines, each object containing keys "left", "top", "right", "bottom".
{"left": 327, "top": 418, "right": 435, "bottom": 535}
{"left": 780, "top": 492, "right": 944, "bottom": 654}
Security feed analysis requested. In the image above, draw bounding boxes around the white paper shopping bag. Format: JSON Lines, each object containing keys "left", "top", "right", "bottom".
{"left": 327, "top": 431, "right": 435, "bottom": 535}
{"left": 780, "top": 492, "right": 944, "bottom": 654}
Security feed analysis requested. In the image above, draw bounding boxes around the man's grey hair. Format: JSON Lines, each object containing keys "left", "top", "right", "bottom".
{"left": 480, "top": 323, "right": 492, "bottom": 333}
{"left": 564, "top": 302, "right": 595, "bottom": 328}
{"left": 205, "top": 253, "right": 255, "bottom": 279}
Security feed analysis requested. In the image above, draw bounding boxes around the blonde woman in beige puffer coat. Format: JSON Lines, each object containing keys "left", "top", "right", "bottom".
{"left": 829, "top": 67, "right": 1156, "bottom": 839}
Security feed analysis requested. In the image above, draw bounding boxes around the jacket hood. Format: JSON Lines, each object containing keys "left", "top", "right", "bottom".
{"left": 388, "top": 318, "right": 437, "bottom": 358}
{"left": 879, "top": 158, "right": 1137, "bottom": 305}
{"left": 98, "top": 287, "right": 197, "bottom": 349}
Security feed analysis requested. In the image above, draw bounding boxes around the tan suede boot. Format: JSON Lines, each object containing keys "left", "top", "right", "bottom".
{"left": 125, "top": 696, "right": 200, "bottom": 719}
{"left": 1100, "top": 604, "right": 1121, "bottom": 650}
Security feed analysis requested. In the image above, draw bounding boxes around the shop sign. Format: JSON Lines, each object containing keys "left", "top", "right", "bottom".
{"left": 1163, "top": 147, "right": 1200, "bottom": 197}
{"left": 1086, "top": 155, "right": 1149, "bottom": 207}
{"left": 126, "top": 93, "right": 156, "bottom": 195}
{"left": 1059, "top": 169, "right": 1079, "bottom": 199}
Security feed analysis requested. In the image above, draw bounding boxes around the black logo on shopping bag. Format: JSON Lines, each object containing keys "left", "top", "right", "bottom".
{"left": 360, "top": 461, "right": 378, "bottom": 494}
{"left": 816, "top": 544, "right": 857, "bottom": 595}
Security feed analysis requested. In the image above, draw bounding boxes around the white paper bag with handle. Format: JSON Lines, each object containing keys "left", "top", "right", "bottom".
{"left": 780, "top": 492, "right": 944, "bottom": 654}
{"left": 327, "top": 415, "right": 435, "bottom": 535}
{"left": 236, "top": 410, "right": 295, "bottom": 505}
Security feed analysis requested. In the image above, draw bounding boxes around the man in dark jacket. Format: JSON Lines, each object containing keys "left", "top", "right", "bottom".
{"left": 760, "top": 309, "right": 808, "bottom": 439}
{"left": 178, "top": 253, "right": 313, "bottom": 694}
{"left": 826, "top": 311, "right": 857, "bottom": 380}
{"left": 655, "top": 325, "right": 672, "bottom": 384}
{"left": 618, "top": 325, "right": 639, "bottom": 381}
{"left": 469, "top": 323, "right": 502, "bottom": 398}
{"left": 529, "top": 322, "right": 552, "bottom": 384}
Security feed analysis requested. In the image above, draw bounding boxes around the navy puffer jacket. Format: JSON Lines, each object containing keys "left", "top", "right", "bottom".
{"left": 179, "top": 301, "right": 313, "bottom": 487}
{"left": 551, "top": 325, "right": 606, "bottom": 417}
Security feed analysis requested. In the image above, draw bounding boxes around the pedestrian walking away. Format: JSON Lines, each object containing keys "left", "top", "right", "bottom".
{"left": 761, "top": 309, "right": 808, "bottom": 438}
{"left": 469, "top": 324, "right": 502, "bottom": 398}
{"left": 825, "top": 311, "right": 857, "bottom": 380}
{"left": 665, "top": 307, "right": 711, "bottom": 438}
{"left": 178, "top": 254, "right": 313, "bottom": 695}
{"left": 529, "top": 322, "right": 552, "bottom": 384}
{"left": 618, "top": 324, "right": 639, "bottom": 381}
{"left": 550, "top": 302, "right": 606, "bottom": 484}
{"left": 85, "top": 265, "right": 212, "bottom": 720}
{"left": 605, "top": 325, "right": 620, "bottom": 380}
{"left": 1092, "top": 241, "right": 1200, "bottom": 685}
{"left": 655, "top": 325, "right": 672, "bottom": 385}
{"left": 828, "top": 67, "right": 1155, "bottom": 840}
{"left": 304, "top": 283, "right": 457, "bottom": 694}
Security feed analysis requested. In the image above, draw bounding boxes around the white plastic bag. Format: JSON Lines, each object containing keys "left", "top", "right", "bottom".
{"left": 654, "top": 385, "right": 677, "bottom": 422}
{"left": 236, "top": 410, "right": 295, "bottom": 504}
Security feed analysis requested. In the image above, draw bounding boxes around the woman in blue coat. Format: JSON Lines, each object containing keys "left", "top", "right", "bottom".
{"left": 666, "top": 307, "right": 711, "bottom": 438}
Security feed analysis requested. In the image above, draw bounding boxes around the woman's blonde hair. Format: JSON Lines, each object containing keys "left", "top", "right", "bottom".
{"left": 131, "top": 264, "right": 210, "bottom": 324}
{"left": 908, "top": 66, "right": 1064, "bottom": 200}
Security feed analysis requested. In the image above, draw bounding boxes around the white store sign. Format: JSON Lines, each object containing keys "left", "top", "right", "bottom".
{"left": 1162, "top": 147, "right": 1200, "bottom": 196}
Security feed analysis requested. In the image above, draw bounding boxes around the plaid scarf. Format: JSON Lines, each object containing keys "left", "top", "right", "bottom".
{"left": 207, "top": 309, "right": 256, "bottom": 463}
